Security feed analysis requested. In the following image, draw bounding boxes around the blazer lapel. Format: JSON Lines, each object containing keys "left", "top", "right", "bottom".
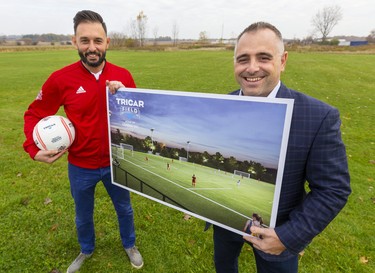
{"left": 275, "top": 83, "right": 293, "bottom": 99}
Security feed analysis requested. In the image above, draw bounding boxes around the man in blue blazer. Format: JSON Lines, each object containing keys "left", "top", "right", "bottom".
{"left": 211, "top": 22, "right": 351, "bottom": 273}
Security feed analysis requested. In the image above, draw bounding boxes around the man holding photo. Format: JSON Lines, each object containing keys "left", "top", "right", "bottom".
{"left": 210, "top": 22, "right": 351, "bottom": 273}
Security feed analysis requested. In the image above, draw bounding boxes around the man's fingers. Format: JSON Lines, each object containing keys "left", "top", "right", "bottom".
{"left": 34, "top": 149, "right": 66, "bottom": 163}
{"left": 243, "top": 233, "right": 258, "bottom": 243}
{"left": 106, "top": 80, "right": 125, "bottom": 94}
{"left": 250, "top": 226, "right": 262, "bottom": 234}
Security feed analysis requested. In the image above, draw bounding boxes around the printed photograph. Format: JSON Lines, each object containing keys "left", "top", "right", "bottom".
{"left": 107, "top": 88, "right": 293, "bottom": 235}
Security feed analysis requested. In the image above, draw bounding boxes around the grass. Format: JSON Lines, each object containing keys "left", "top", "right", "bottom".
{"left": 0, "top": 48, "right": 374, "bottom": 272}
{"left": 112, "top": 150, "right": 274, "bottom": 230}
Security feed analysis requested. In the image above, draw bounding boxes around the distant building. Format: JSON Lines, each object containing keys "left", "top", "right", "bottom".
{"left": 349, "top": 41, "right": 368, "bottom": 46}
{"left": 338, "top": 39, "right": 368, "bottom": 46}
{"left": 338, "top": 39, "right": 350, "bottom": 46}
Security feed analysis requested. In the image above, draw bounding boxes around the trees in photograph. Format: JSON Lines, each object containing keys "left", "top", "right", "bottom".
{"left": 111, "top": 130, "right": 276, "bottom": 183}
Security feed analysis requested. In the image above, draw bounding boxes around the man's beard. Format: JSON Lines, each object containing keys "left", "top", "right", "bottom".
{"left": 78, "top": 50, "right": 106, "bottom": 68}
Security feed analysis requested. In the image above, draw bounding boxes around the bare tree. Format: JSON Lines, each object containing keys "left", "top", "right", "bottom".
{"left": 198, "top": 31, "right": 208, "bottom": 43}
{"left": 0, "top": 35, "right": 6, "bottom": 45}
{"left": 135, "top": 11, "right": 147, "bottom": 47}
{"left": 152, "top": 26, "right": 159, "bottom": 46}
{"left": 129, "top": 19, "right": 137, "bottom": 40}
{"left": 109, "top": 31, "right": 127, "bottom": 48}
{"left": 311, "top": 5, "right": 342, "bottom": 42}
{"left": 172, "top": 21, "right": 179, "bottom": 47}
{"left": 367, "top": 29, "right": 375, "bottom": 43}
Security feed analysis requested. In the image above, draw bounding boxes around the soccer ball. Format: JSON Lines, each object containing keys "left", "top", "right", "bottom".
{"left": 33, "top": 115, "right": 75, "bottom": 151}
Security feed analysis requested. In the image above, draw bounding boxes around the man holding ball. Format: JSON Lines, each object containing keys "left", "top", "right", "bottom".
{"left": 23, "top": 10, "right": 143, "bottom": 272}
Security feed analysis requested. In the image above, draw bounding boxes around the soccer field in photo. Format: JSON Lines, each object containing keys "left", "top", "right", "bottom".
{"left": 112, "top": 148, "right": 275, "bottom": 233}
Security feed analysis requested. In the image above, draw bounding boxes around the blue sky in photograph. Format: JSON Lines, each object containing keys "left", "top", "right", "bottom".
{"left": 109, "top": 89, "right": 293, "bottom": 169}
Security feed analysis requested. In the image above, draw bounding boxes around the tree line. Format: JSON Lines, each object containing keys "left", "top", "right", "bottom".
{"left": 111, "top": 129, "right": 277, "bottom": 184}
{"left": 4, "top": 5, "right": 374, "bottom": 48}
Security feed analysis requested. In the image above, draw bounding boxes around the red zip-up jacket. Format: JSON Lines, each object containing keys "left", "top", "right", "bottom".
{"left": 23, "top": 60, "right": 136, "bottom": 169}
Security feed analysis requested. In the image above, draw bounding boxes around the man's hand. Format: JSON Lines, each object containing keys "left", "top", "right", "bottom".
{"left": 33, "top": 149, "right": 67, "bottom": 164}
{"left": 106, "top": 80, "right": 125, "bottom": 94}
{"left": 243, "top": 226, "right": 286, "bottom": 255}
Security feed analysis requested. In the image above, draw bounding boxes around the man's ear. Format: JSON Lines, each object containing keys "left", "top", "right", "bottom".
{"left": 281, "top": 51, "right": 288, "bottom": 72}
{"left": 71, "top": 36, "right": 78, "bottom": 49}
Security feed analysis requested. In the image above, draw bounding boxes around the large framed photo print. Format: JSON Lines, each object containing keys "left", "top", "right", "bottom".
{"left": 107, "top": 88, "right": 294, "bottom": 236}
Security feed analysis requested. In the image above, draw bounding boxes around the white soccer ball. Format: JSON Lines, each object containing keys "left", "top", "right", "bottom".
{"left": 33, "top": 115, "right": 76, "bottom": 151}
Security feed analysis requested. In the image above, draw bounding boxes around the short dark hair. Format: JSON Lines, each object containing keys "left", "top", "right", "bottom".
{"left": 237, "top": 22, "right": 283, "bottom": 42}
{"left": 73, "top": 10, "right": 107, "bottom": 35}
{"left": 235, "top": 22, "right": 284, "bottom": 54}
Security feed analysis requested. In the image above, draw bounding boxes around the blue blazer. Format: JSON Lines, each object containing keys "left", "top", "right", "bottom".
{"left": 230, "top": 83, "right": 351, "bottom": 261}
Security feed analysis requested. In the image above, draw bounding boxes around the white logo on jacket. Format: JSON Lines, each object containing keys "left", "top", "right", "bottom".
{"left": 76, "top": 86, "right": 87, "bottom": 94}
{"left": 36, "top": 90, "right": 43, "bottom": 100}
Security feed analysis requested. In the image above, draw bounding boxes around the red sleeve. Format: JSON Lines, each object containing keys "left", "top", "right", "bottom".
{"left": 107, "top": 63, "right": 136, "bottom": 88}
{"left": 125, "top": 69, "right": 136, "bottom": 88}
{"left": 119, "top": 69, "right": 136, "bottom": 88}
{"left": 23, "top": 76, "right": 63, "bottom": 159}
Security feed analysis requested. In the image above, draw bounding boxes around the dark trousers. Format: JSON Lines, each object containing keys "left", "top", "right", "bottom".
{"left": 213, "top": 225, "right": 298, "bottom": 273}
{"left": 68, "top": 163, "right": 136, "bottom": 254}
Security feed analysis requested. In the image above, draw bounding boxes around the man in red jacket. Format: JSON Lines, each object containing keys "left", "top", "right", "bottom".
{"left": 23, "top": 10, "right": 143, "bottom": 272}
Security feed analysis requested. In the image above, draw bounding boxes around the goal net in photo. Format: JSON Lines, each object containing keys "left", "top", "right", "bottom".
{"left": 233, "top": 170, "right": 251, "bottom": 179}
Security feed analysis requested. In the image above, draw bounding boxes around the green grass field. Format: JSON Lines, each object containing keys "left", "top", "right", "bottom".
{"left": 112, "top": 149, "right": 274, "bottom": 231}
{"left": 0, "top": 48, "right": 374, "bottom": 272}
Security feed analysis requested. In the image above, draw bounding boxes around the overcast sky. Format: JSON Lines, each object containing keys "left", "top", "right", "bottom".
{"left": 1, "top": 0, "right": 373, "bottom": 39}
